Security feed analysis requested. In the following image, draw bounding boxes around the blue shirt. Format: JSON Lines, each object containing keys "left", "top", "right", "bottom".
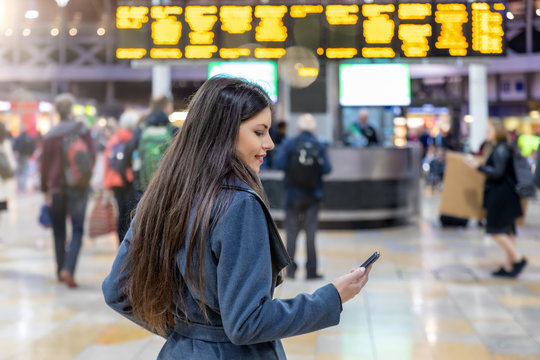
{"left": 102, "top": 179, "right": 342, "bottom": 359}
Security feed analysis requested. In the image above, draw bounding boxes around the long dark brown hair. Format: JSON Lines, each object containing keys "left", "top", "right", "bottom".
{"left": 125, "top": 77, "right": 272, "bottom": 336}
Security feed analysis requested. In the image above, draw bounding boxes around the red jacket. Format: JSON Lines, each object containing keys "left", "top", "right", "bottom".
{"left": 103, "top": 128, "right": 134, "bottom": 189}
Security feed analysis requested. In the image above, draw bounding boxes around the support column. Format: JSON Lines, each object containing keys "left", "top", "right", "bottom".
{"left": 106, "top": 81, "right": 115, "bottom": 106}
{"left": 278, "top": 77, "right": 291, "bottom": 134}
{"left": 152, "top": 65, "right": 172, "bottom": 97}
{"left": 326, "top": 62, "right": 339, "bottom": 144}
{"left": 468, "top": 63, "right": 488, "bottom": 152}
{"left": 151, "top": 0, "right": 172, "bottom": 98}
{"left": 526, "top": 0, "right": 533, "bottom": 54}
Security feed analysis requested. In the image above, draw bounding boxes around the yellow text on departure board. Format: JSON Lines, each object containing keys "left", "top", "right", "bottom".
{"left": 471, "top": 2, "right": 504, "bottom": 54}
{"left": 150, "top": 48, "right": 182, "bottom": 59}
{"left": 326, "top": 48, "right": 357, "bottom": 59}
{"left": 254, "top": 5, "right": 288, "bottom": 42}
{"left": 325, "top": 5, "right": 359, "bottom": 25}
{"left": 117, "top": 48, "right": 147, "bottom": 59}
{"left": 220, "top": 6, "right": 252, "bottom": 34}
{"left": 185, "top": 6, "right": 218, "bottom": 45}
{"left": 185, "top": 45, "right": 218, "bottom": 59}
{"left": 398, "top": 3, "right": 431, "bottom": 20}
{"left": 363, "top": 4, "right": 395, "bottom": 44}
{"left": 435, "top": 3, "right": 468, "bottom": 56}
{"left": 151, "top": 6, "right": 182, "bottom": 46}
{"left": 117, "top": 6, "right": 148, "bottom": 29}
{"left": 220, "top": 48, "right": 251, "bottom": 59}
{"left": 398, "top": 3, "right": 432, "bottom": 57}
{"left": 290, "top": 5, "right": 323, "bottom": 18}
{"left": 363, "top": 4, "right": 395, "bottom": 58}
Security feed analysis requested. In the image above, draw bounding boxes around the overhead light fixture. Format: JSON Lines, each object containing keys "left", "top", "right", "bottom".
{"left": 22, "top": 28, "right": 31, "bottom": 37}
{"left": 506, "top": 11, "right": 514, "bottom": 20}
{"left": 537, "top": 9, "right": 540, "bottom": 16}
{"left": 69, "top": 28, "right": 77, "bottom": 36}
{"left": 50, "top": 28, "right": 59, "bottom": 36}
{"left": 55, "top": 0, "right": 70, "bottom": 7}
{"left": 97, "top": 27, "right": 106, "bottom": 36}
{"left": 25, "top": 10, "right": 39, "bottom": 19}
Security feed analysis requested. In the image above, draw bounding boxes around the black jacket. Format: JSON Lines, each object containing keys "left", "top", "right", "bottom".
{"left": 478, "top": 142, "right": 522, "bottom": 227}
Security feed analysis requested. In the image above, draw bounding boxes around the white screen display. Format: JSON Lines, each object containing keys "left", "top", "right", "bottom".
{"left": 208, "top": 61, "right": 278, "bottom": 102}
{"left": 339, "top": 64, "right": 411, "bottom": 106}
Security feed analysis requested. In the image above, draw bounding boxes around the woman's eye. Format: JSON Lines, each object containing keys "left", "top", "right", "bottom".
{"left": 255, "top": 131, "right": 264, "bottom": 137}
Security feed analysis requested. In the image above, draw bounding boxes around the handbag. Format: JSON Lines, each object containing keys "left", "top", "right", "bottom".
{"left": 88, "top": 190, "right": 117, "bottom": 238}
{"left": 0, "top": 151, "right": 13, "bottom": 179}
{"left": 38, "top": 204, "right": 52, "bottom": 228}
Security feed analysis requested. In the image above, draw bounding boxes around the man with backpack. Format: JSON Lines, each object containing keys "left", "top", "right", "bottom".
{"left": 40, "top": 93, "right": 96, "bottom": 288}
{"left": 274, "top": 114, "right": 332, "bottom": 280}
{"left": 12, "top": 125, "right": 36, "bottom": 192}
{"left": 125, "top": 94, "right": 177, "bottom": 201}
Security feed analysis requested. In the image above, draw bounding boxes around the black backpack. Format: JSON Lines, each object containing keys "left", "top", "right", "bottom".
{"left": 286, "top": 138, "right": 323, "bottom": 189}
{"left": 510, "top": 146, "right": 536, "bottom": 198}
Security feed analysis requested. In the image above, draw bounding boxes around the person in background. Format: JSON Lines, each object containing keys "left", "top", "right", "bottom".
{"left": 274, "top": 114, "right": 332, "bottom": 280}
{"left": 345, "top": 109, "right": 379, "bottom": 147}
{"left": 102, "top": 77, "right": 370, "bottom": 359}
{"left": 0, "top": 123, "right": 16, "bottom": 241}
{"left": 40, "top": 93, "right": 96, "bottom": 288}
{"left": 264, "top": 120, "right": 287, "bottom": 169}
{"left": 103, "top": 110, "right": 138, "bottom": 244}
{"left": 12, "top": 125, "right": 36, "bottom": 192}
{"left": 468, "top": 120, "right": 527, "bottom": 277}
{"left": 125, "top": 94, "right": 177, "bottom": 201}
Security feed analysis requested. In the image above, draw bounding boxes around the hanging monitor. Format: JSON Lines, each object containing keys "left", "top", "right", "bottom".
{"left": 339, "top": 63, "right": 411, "bottom": 106}
{"left": 208, "top": 61, "right": 278, "bottom": 102}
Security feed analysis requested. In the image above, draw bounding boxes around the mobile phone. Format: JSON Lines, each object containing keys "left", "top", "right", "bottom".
{"left": 360, "top": 251, "right": 380, "bottom": 268}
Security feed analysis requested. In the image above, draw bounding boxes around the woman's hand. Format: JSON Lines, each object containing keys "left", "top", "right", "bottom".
{"left": 332, "top": 266, "right": 371, "bottom": 304}
{"left": 465, "top": 155, "right": 480, "bottom": 168}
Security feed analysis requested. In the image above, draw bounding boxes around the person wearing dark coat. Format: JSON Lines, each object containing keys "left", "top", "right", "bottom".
{"left": 468, "top": 120, "right": 527, "bottom": 278}
{"left": 102, "top": 77, "right": 371, "bottom": 359}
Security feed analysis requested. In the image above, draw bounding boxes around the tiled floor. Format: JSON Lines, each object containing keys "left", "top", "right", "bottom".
{"left": 1, "top": 178, "right": 540, "bottom": 359}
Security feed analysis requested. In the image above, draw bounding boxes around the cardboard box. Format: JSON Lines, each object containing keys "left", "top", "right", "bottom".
{"left": 439, "top": 152, "right": 486, "bottom": 220}
{"left": 439, "top": 151, "right": 528, "bottom": 223}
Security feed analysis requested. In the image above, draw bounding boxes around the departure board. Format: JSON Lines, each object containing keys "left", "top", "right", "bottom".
{"left": 116, "top": 1, "right": 506, "bottom": 60}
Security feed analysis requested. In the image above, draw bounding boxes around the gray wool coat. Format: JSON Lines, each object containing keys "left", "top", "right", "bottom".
{"left": 102, "top": 180, "right": 342, "bottom": 359}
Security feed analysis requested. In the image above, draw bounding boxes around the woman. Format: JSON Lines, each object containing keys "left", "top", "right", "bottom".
{"left": 0, "top": 123, "right": 16, "bottom": 239}
{"left": 468, "top": 120, "right": 527, "bottom": 277}
{"left": 102, "top": 77, "right": 370, "bottom": 359}
{"left": 103, "top": 111, "right": 138, "bottom": 243}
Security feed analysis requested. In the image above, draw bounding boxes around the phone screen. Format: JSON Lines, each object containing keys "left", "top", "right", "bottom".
{"left": 360, "top": 251, "right": 380, "bottom": 268}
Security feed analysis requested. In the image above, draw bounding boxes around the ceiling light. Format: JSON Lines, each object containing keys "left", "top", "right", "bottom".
{"left": 25, "top": 10, "right": 39, "bottom": 19}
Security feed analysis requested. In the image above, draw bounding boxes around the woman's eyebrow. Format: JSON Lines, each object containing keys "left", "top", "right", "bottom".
{"left": 256, "top": 124, "right": 269, "bottom": 129}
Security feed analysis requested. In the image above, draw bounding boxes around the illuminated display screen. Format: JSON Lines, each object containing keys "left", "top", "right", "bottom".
{"left": 208, "top": 61, "right": 278, "bottom": 102}
{"left": 116, "top": 1, "right": 506, "bottom": 60}
{"left": 339, "top": 64, "right": 411, "bottom": 106}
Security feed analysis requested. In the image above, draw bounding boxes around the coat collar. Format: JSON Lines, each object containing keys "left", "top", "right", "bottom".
{"left": 222, "top": 177, "right": 291, "bottom": 287}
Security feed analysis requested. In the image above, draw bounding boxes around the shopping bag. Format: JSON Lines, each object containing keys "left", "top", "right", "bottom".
{"left": 88, "top": 191, "right": 116, "bottom": 238}
{"left": 38, "top": 204, "right": 52, "bottom": 228}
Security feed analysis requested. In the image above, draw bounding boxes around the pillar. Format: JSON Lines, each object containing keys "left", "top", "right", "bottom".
{"left": 468, "top": 63, "right": 488, "bottom": 152}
